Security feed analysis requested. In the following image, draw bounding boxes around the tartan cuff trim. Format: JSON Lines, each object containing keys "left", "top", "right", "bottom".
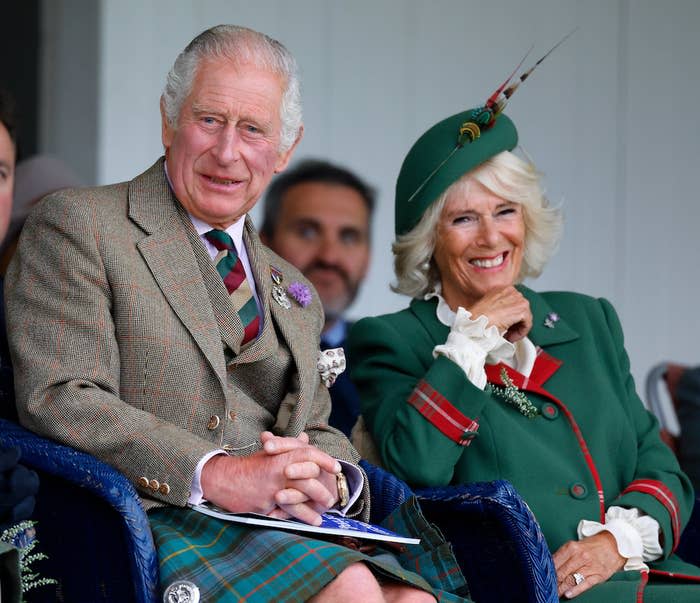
{"left": 621, "top": 479, "right": 681, "bottom": 551}
{"left": 408, "top": 379, "right": 479, "bottom": 446}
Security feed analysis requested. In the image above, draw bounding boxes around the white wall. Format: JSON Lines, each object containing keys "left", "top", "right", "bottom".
{"left": 43, "top": 0, "right": 700, "bottom": 394}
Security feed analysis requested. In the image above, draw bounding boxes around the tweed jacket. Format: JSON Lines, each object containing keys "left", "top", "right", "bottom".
{"left": 349, "top": 287, "right": 700, "bottom": 598}
{"left": 5, "top": 159, "right": 367, "bottom": 515}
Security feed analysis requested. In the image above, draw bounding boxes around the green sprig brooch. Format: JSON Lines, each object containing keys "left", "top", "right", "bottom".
{"left": 491, "top": 368, "right": 539, "bottom": 418}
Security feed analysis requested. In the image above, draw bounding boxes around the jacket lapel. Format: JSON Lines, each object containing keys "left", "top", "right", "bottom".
{"left": 517, "top": 285, "right": 579, "bottom": 348}
{"left": 409, "top": 297, "right": 450, "bottom": 346}
{"left": 128, "top": 158, "right": 227, "bottom": 384}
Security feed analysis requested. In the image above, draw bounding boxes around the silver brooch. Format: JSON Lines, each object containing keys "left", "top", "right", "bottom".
{"left": 163, "top": 580, "right": 200, "bottom": 603}
{"left": 270, "top": 265, "right": 291, "bottom": 309}
{"left": 272, "top": 285, "right": 292, "bottom": 309}
{"left": 543, "top": 312, "right": 560, "bottom": 329}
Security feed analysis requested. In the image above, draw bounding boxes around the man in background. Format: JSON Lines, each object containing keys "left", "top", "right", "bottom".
{"left": 261, "top": 159, "right": 374, "bottom": 436}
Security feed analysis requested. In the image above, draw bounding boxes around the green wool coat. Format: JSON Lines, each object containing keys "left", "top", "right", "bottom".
{"left": 349, "top": 286, "right": 700, "bottom": 601}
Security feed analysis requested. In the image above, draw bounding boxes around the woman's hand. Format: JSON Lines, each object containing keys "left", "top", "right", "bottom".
{"left": 552, "top": 532, "right": 626, "bottom": 599}
{"left": 468, "top": 286, "right": 532, "bottom": 342}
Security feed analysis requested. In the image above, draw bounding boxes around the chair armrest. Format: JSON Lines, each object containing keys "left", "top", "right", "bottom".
{"left": 0, "top": 418, "right": 158, "bottom": 603}
{"left": 360, "top": 459, "right": 414, "bottom": 523}
{"left": 417, "top": 480, "right": 558, "bottom": 603}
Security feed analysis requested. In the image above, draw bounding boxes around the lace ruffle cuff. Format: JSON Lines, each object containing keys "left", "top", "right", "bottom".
{"left": 433, "top": 307, "right": 514, "bottom": 389}
{"left": 577, "top": 505, "right": 663, "bottom": 571}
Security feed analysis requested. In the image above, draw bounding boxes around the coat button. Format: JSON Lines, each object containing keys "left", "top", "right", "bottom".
{"left": 228, "top": 410, "right": 236, "bottom": 421}
{"left": 542, "top": 403, "right": 559, "bottom": 420}
{"left": 159, "top": 483, "right": 171, "bottom": 495}
{"left": 569, "top": 482, "right": 588, "bottom": 499}
{"left": 137, "top": 476, "right": 149, "bottom": 488}
{"left": 149, "top": 479, "right": 160, "bottom": 491}
{"left": 207, "top": 415, "right": 221, "bottom": 430}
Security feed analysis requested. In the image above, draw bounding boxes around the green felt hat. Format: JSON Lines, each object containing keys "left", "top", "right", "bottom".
{"left": 393, "top": 29, "right": 575, "bottom": 237}
{"left": 395, "top": 108, "right": 518, "bottom": 236}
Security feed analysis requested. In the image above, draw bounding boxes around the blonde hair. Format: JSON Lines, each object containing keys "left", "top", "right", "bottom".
{"left": 392, "top": 150, "right": 562, "bottom": 298}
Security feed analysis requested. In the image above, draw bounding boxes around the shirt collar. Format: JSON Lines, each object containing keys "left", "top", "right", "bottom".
{"left": 189, "top": 213, "right": 246, "bottom": 254}
{"left": 321, "top": 319, "right": 348, "bottom": 348}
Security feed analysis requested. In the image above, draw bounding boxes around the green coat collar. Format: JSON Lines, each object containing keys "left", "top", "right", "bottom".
{"left": 408, "top": 285, "right": 579, "bottom": 349}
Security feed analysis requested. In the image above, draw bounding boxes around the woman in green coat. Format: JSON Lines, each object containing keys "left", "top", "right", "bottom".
{"left": 348, "top": 102, "right": 700, "bottom": 601}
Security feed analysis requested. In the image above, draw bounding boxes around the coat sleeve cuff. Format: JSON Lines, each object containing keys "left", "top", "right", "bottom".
{"left": 407, "top": 375, "right": 480, "bottom": 446}
{"left": 618, "top": 479, "right": 682, "bottom": 552}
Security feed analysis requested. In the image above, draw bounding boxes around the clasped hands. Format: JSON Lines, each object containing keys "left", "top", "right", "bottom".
{"left": 201, "top": 431, "right": 341, "bottom": 526}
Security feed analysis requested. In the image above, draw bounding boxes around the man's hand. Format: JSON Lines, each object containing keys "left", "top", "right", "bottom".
{"left": 468, "top": 286, "right": 532, "bottom": 342}
{"left": 201, "top": 432, "right": 341, "bottom": 525}
{"left": 552, "top": 532, "right": 626, "bottom": 599}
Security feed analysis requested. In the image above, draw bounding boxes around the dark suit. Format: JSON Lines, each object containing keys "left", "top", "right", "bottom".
{"left": 322, "top": 321, "right": 361, "bottom": 438}
{"left": 5, "top": 158, "right": 367, "bottom": 514}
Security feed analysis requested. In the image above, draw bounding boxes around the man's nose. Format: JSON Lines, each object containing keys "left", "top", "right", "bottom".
{"left": 212, "top": 125, "right": 241, "bottom": 164}
{"left": 317, "top": 235, "right": 342, "bottom": 264}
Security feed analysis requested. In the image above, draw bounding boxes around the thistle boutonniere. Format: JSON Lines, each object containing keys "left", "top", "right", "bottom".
{"left": 491, "top": 368, "right": 539, "bottom": 418}
{"left": 287, "top": 281, "right": 312, "bottom": 308}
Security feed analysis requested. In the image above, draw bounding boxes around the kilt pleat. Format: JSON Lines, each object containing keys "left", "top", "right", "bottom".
{"left": 150, "top": 500, "right": 470, "bottom": 602}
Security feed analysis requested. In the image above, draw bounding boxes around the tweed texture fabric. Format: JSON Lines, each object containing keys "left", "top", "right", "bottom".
{"left": 5, "top": 158, "right": 367, "bottom": 515}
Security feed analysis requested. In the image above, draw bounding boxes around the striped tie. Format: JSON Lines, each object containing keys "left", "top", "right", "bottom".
{"left": 205, "top": 229, "right": 260, "bottom": 347}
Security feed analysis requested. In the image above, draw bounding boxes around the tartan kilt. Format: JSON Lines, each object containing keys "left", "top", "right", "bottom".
{"left": 150, "top": 497, "right": 470, "bottom": 602}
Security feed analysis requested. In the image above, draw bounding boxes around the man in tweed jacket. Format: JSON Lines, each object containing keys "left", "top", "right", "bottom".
{"left": 4, "top": 25, "right": 453, "bottom": 603}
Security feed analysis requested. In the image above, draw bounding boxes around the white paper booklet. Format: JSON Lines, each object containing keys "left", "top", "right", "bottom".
{"left": 190, "top": 503, "right": 420, "bottom": 545}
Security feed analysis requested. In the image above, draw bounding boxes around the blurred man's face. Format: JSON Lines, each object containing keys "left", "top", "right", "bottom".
{"left": 161, "top": 58, "right": 299, "bottom": 229}
{"left": 264, "top": 181, "right": 370, "bottom": 325}
{"left": 0, "top": 122, "right": 15, "bottom": 243}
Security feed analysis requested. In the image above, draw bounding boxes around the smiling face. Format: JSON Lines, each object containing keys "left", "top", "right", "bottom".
{"left": 433, "top": 178, "right": 525, "bottom": 310}
{"left": 0, "top": 121, "right": 15, "bottom": 243}
{"left": 263, "top": 181, "right": 370, "bottom": 324}
{"left": 161, "top": 58, "right": 300, "bottom": 229}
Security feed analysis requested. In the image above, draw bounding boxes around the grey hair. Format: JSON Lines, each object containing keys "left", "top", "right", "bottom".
{"left": 161, "top": 24, "right": 302, "bottom": 152}
{"left": 392, "top": 150, "right": 563, "bottom": 298}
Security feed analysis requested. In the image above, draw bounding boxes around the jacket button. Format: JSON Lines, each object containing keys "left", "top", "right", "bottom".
{"left": 542, "top": 403, "right": 559, "bottom": 420}
{"left": 207, "top": 415, "right": 221, "bottom": 430}
{"left": 228, "top": 410, "right": 236, "bottom": 421}
{"left": 137, "top": 476, "right": 149, "bottom": 488}
{"left": 159, "top": 483, "right": 171, "bottom": 495}
{"left": 149, "top": 479, "right": 160, "bottom": 491}
{"left": 569, "top": 482, "right": 588, "bottom": 499}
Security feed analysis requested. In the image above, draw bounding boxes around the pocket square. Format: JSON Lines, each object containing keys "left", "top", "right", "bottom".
{"left": 317, "top": 348, "right": 346, "bottom": 388}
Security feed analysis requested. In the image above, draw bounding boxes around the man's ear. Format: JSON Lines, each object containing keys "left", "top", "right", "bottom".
{"left": 160, "top": 97, "right": 174, "bottom": 149}
{"left": 274, "top": 125, "right": 304, "bottom": 173}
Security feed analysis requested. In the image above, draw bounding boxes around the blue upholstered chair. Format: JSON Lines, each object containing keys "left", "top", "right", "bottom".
{"left": 0, "top": 418, "right": 158, "bottom": 603}
{"left": 0, "top": 418, "right": 573, "bottom": 603}
{"left": 361, "top": 461, "right": 559, "bottom": 603}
